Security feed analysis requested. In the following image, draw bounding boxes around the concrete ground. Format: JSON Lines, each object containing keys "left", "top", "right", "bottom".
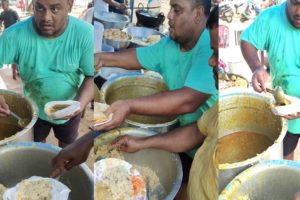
{"left": 219, "top": 12, "right": 300, "bottom": 161}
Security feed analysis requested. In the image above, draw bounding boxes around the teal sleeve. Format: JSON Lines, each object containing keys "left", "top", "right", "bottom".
{"left": 0, "top": 30, "right": 17, "bottom": 68}
{"left": 184, "top": 58, "right": 217, "bottom": 95}
{"left": 240, "top": 11, "right": 270, "bottom": 50}
{"left": 136, "top": 39, "right": 166, "bottom": 73}
{"left": 79, "top": 24, "right": 94, "bottom": 77}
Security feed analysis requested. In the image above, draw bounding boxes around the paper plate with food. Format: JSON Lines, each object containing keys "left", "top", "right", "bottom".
{"left": 93, "top": 102, "right": 113, "bottom": 126}
{"left": 3, "top": 176, "right": 70, "bottom": 200}
{"left": 44, "top": 100, "right": 80, "bottom": 120}
{"left": 94, "top": 158, "right": 146, "bottom": 200}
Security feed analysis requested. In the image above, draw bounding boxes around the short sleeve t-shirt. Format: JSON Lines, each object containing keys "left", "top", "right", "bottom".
{"left": 0, "top": 9, "right": 19, "bottom": 28}
{"left": 136, "top": 29, "right": 218, "bottom": 126}
{"left": 0, "top": 16, "right": 94, "bottom": 124}
{"left": 241, "top": 2, "right": 300, "bottom": 133}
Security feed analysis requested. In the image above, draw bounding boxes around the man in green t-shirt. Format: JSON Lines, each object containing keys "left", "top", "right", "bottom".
{"left": 0, "top": 0, "right": 94, "bottom": 147}
{"left": 93, "top": 0, "right": 217, "bottom": 194}
{"left": 50, "top": 6, "right": 219, "bottom": 200}
{"left": 241, "top": 0, "right": 300, "bottom": 160}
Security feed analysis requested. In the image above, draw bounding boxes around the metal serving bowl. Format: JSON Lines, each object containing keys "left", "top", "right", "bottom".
{"left": 123, "top": 26, "right": 165, "bottom": 47}
{"left": 94, "top": 127, "right": 183, "bottom": 200}
{"left": 94, "top": 11, "right": 129, "bottom": 29}
{"left": 0, "top": 142, "right": 93, "bottom": 200}
{"left": 0, "top": 90, "right": 38, "bottom": 146}
{"left": 102, "top": 37, "right": 130, "bottom": 50}
{"left": 219, "top": 160, "right": 300, "bottom": 200}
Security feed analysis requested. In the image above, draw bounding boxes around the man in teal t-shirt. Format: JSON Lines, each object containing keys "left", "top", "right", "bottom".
{"left": 241, "top": 0, "right": 300, "bottom": 160}
{"left": 0, "top": 0, "right": 94, "bottom": 147}
{"left": 94, "top": 0, "right": 217, "bottom": 197}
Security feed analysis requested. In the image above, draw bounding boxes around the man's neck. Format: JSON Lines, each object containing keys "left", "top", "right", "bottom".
{"left": 180, "top": 20, "right": 206, "bottom": 52}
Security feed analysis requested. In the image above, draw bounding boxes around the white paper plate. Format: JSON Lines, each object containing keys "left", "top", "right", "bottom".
{"left": 44, "top": 100, "right": 80, "bottom": 120}
{"left": 94, "top": 158, "right": 146, "bottom": 200}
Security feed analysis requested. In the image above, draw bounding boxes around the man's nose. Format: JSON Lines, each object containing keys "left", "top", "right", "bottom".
{"left": 43, "top": 10, "right": 52, "bottom": 22}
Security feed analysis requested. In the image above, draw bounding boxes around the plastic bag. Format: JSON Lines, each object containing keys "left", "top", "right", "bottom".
{"left": 3, "top": 176, "right": 70, "bottom": 200}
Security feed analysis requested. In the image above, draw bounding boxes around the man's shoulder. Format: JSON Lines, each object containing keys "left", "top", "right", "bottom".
{"left": 258, "top": 2, "right": 284, "bottom": 20}
{"left": 69, "top": 16, "right": 93, "bottom": 32}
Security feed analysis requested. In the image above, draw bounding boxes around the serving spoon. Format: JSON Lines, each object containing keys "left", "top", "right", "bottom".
{"left": 10, "top": 111, "right": 29, "bottom": 128}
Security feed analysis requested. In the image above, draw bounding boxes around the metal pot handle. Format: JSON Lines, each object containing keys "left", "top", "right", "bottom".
{"left": 137, "top": 3, "right": 145, "bottom": 11}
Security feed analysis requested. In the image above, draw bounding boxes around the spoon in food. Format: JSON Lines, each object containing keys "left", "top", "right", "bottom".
{"left": 10, "top": 111, "right": 29, "bottom": 128}
{"left": 266, "top": 86, "right": 291, "bottom": 106}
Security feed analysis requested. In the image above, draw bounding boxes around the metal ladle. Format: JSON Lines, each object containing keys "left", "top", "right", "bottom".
{"left": 266, "top": 87, "right": 291, "bottom": 106}
{"left": 10, "top": 111, "right": 29, "bottom": 128}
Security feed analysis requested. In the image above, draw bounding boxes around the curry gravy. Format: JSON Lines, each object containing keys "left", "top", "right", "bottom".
{"left": 217, "top": 131, "right": 273, "bottom": 164}
{"left": 0, "top": 123, "right": 22, "bottom": 140}
{"left": 48, "top": 104, "right": 69, "bottom": 113}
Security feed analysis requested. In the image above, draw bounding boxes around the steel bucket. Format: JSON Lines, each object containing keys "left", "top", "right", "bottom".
{"left": 0, "top": 142, "right": 93, "bottom": 200}
{"left": 100, "top": 74, "right": 179, "bottom": 133}
{"left": 94, "top": 127, "right": 183, "bottom": 200}
{"left": 218, "top": 89, "right": 288, "bottom": 192}
{"left": 219, "top": 160, "right": 300, "bottom": 200}
{"left": 0, "top": 90, "right": 38, "bottom": 145}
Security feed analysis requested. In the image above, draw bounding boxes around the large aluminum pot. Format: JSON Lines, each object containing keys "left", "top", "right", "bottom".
{"left": 100, "top": 74, "right": 179, "bottom": 133}
{"left": 94, "top": 127, "right": 183, "bottom": 200}
{"left": 0, "top": 142, "right": 93, "bottom": 200}
{"left": 94, "top": 11, "right": 129, "bottom": 29}
{"left": 218, "top": 89, "right": 288, "bottom": 192}
{"left": 0, "top": 90, "right": 38, "bottom": 146}
{"left": 219, "top": 160, "right": 300, "bottom": 200}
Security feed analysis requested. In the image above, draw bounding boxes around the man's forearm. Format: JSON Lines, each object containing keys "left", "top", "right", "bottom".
{"left": 141, "top": 123, "right": 205, "bottom": 152}
{"left": 99, "top": 49, "right": 142, "bottom": 70}
{"left": 240, "top": 40, "right": 264, "bottom": 72}
{"left": 75, "top": 76, "right": 94, "bottom": 109}
{"left": 127, "top": 87, "right": 211, "bottom": 116}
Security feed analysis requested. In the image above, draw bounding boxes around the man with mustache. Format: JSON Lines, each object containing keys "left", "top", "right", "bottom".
{"left": 51, "top": 6, "right": 219, "bottom": 200}
{"left": 241, "top": 0, "right": 300, "bottom": 160}
{"left": 0, "top": 0, "right": 94, "bottom": 147}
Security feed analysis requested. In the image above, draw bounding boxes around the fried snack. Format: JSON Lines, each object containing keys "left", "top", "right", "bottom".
{"left": 103, "top": 29, "right": 129, "bottom": 42}
{"left": 146, "top": 35, "right": 161, "bottom": 44}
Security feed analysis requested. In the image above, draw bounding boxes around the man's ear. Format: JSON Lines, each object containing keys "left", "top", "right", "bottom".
{"left": 194, "top": 5, "right": 205, "bottom": 24}
{"left": 67, "top": 0, "right": 74, "bottom": 12}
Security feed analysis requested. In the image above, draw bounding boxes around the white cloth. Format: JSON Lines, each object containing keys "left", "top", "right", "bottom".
{"left": 94, "top": 21, "right": 104, "bottom": 53}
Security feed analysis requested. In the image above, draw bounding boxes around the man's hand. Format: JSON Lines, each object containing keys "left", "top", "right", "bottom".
{"left": 94, "top": 53, "right": 103, "bottom": 72}
{"left": 50, "top": 133, "right": 93, "bottom": 178}
{"left": 116, "top": 3, "right": 127, "bottom": 10}
{"left": 92, "top": 100, "right": 131, "bottom": 131}
{"left": 295, "top": 192, "right": 300, "bottom": 200}
{"left": 109, "top": 135, "right": 146, "bottom": 153}
{"left": 0, "top": 95, "right": 10, "bottom": 117}
{"left": 251, "top": 67, "right": 270, "bottom": 92}
{"left": 283, "top": 112, "right": 300, "bottom": 120}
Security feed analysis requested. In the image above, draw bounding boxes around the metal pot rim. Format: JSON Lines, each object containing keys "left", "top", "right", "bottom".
{"left": 100, "top": 73, "right": 165, "bottom": 102}
{"left": 219, "top": 160, "right": 300, "bottom": 199}
{"left": 125, "top": 117, "right": 179, "bottom": 127}
{"left": 0, "top": 90, "right": 38, "bottom": 146}
{"left": 218, "top": 90, "right": 288, "bottom": 170}
{"left": 0, "top": 142, "right": 94, "bottom": 180}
